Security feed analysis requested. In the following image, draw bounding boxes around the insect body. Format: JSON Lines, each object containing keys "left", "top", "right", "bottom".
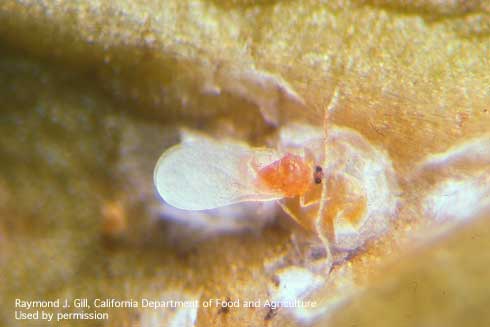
{"left": 257, "top": 153, "right": 312, "bottom": 197}
{"left": 154, "top": 124, "right": 398, "bottom": 258}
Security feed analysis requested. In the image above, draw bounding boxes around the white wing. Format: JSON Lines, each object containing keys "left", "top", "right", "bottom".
{"left": 154, "top": 138, "right": 284, "bottom": 210}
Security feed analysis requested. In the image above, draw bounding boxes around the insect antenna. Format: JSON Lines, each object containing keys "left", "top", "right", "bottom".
{"left": 314, "top": 85, "right": 341, "bottom": 274}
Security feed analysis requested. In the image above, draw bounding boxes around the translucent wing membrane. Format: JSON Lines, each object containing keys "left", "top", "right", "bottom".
{"left": 154, "top": 137, "right": 285, "bottom": 210}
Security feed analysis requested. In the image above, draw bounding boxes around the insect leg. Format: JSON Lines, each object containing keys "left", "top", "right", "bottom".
{"left": 314, "top": 196, "right": 333, "bottom": 274}
{"left": 299, "top": 193, "right": 307, "bottom": 207}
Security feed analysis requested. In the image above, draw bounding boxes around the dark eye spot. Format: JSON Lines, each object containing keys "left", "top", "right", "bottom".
{"left": 314, "top": 166, "right": 323, "bottom": 184}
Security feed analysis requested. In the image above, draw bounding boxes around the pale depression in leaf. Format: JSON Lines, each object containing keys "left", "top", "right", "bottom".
{"left": 154, "top": 135, "right": 291, "bottom": 211}
{"left": 277, "top": 124, "right": 399, "bottom": 252}
{"left": 411, "top": 135, "right": 490, "bottom": 227}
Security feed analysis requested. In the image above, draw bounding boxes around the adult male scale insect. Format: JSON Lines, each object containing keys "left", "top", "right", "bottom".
{"left": 154, "top": 85, "right": 399, "bottom": 272}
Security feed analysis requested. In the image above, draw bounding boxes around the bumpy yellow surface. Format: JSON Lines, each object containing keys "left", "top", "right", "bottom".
{"left": 0, "top": 0, "right": 489, "bottom": 326}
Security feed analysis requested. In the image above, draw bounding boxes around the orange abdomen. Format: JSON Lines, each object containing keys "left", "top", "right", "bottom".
{"left": 258, "top": 153, "right": 311, "bottom": 197}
